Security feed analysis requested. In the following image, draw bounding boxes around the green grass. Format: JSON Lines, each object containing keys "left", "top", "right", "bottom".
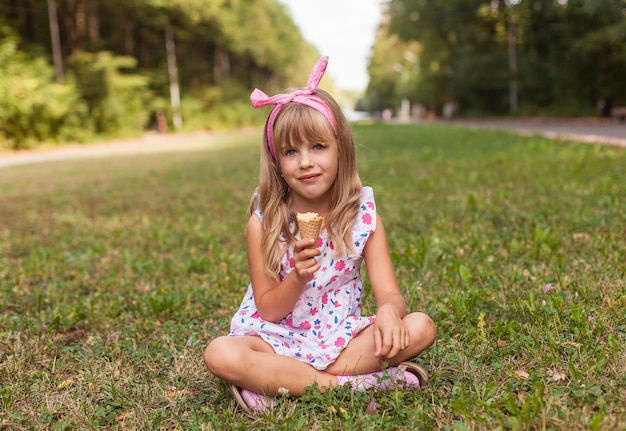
{"left": 1, "top": 124, "right": 625, "bottom": 430}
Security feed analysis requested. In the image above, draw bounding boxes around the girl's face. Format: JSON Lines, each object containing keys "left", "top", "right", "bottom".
{"left": 278, "top": 133, "right": 339, "bottom": 211}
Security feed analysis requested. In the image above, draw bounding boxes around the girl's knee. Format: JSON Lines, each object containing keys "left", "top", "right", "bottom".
{"left": 204, "top": 336, "right": 236, "bottom": 376}
{"left": 406, "top": 312, "right": 437, "bottom": 344}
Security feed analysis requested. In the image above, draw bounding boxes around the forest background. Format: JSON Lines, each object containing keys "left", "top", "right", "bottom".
{"left": 1, "top": 0, "right": 626, "bottom": 151}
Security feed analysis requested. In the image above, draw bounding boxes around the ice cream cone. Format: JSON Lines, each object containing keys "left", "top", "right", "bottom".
{"left": 296, "top": 212, "right": 324, "bottom": 245}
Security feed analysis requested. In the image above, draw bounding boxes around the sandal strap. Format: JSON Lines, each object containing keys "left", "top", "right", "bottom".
{"left": 398, "top": 361, "right": 430, "bottom": 388}
{"left": 229, "top": 384, "right": 252, "bottom": 413}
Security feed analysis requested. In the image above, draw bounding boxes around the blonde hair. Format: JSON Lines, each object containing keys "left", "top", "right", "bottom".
{"left": 250, "top": 89, "right": 362, "bottom": 278}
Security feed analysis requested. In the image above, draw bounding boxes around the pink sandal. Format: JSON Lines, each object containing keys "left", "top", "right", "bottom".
{"left": 229, "top": 384, "right": 274, "bottom": 413}
{"left": 229, "top": 384, "right": 252, "bottom": 413}
{"left": 398, "top": 361, "right": 430, "bottom": 388}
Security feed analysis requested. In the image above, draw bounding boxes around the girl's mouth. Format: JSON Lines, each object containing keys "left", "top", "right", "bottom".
{"left": 299, "top": 174, "right": 320, "bottom": 183}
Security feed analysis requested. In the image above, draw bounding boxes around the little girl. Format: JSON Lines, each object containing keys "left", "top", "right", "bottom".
{"left": 204, "top": 56, "right": 436, "bottom": 413}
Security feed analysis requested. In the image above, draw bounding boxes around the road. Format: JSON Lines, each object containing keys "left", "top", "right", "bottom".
{"left": 0, "top": 130, "right": 254, "bottom": 169}
{"left": 446, "top": 117, "right": 626, "bottom": 147}
{"left": 1, "top": 119, "right": 624, "bottom": 169}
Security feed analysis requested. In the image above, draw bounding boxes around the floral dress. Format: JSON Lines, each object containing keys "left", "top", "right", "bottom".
{"left": 229, "top": 186, "right": 378, "bottom": 370}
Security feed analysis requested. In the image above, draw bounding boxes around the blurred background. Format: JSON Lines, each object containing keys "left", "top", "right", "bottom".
{"left": 0, "top": 0, "right": 625, "bottom": 151}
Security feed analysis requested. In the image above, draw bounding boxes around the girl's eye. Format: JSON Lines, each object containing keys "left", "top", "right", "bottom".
{"left": 285, "top": 149, "right": 297, "bottom": 156}
{"left": 313, "top": 143, "right": 325, "bottom": 150}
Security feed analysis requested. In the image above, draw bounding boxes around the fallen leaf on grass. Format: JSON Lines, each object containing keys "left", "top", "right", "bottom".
{"left": 166, "top": 387, "right": 196, "bottom": 398}
{"left": 134, "top": 283, "right": 152, "bottom": 293}
{"left": 115, "top": 412, "right": 134, "bottom": 422}
{"left": 559, "top": 341, "right": 581, "bottom": 348}
{"left": 57, "top": 379, "right": 74, "bottom": 389}
{"left": 551, "top": 370, "right": 567, "bottom": 382}
{"left": 515, "top": 369, "right": 529, "bottom": 379}
{"left": 327, "top": 406, "right": 347, "bottom": 415}
{"left": 497, "top": 339, "right": 508, "bottom": 348}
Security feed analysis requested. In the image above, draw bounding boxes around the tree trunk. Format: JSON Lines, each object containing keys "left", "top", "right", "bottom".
{"left": 124, "top": 0, "right": 135, "bottom": 56}
{"left": 88, "top": 0, "right": 99, "bottom": 43}
{"left": 166, "top": 24, "right": 183, "bottom": 130}
{"left": 508, "top": 18, "right": 518, "bottom": 114}
{"left": 213, "top": 45, "right": 230, "bottom": 84}
{"left": 47, "top": 0, "right": 65, "bottom": 83}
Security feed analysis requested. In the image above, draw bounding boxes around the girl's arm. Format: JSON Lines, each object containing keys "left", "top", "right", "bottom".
{"left": 363, "top": 215, "right": 410, "bottom": 360}
{"left": 246, "top": 214, "right": 321, "bottom": 323}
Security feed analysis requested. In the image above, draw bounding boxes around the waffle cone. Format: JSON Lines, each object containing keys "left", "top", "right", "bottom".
{"left": 296, "top": 212, "right": 324, "bottom": 242}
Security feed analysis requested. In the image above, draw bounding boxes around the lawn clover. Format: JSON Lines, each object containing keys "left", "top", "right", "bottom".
{"left": 366, "top": 399, "right": 378, "bottom": 415}
{"left": 543, "top": 283, "right": 555, "bottom": 294}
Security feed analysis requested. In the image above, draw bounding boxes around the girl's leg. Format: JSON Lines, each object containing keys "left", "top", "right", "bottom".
{"left": 204, "top": 335, "right": 339, "bottom": 397}
{"left": 325, "top": 312, "right": 436, "bottom": 376}
{"left": 204, "top": 312, "right": 435, "bottom": 398}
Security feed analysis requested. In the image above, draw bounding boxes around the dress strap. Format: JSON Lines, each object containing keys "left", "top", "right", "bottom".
{"left": 251, "top": 189, "right": 263, "bottom": 219}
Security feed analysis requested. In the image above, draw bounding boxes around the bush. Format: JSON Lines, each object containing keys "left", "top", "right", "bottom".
{"left": 180, "top": 79, "right": 268, "bottom": 132}
{"left": 67, "top": 51, "right": 151, "bottom": 137}
{"left": 0, "top": 32, "right": 90, "bottom": 150}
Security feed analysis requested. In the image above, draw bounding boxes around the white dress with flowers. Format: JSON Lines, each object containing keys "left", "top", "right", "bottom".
{"left": 229, "top": 186, "right": 378, "bottom": 370}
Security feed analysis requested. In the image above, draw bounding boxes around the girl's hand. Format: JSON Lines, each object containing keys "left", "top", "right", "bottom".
{"left": 373, "top": 304, "right": 410, "bottom": 360}
{"left": 293, "top": 238, "right": 321, "bottom": 283}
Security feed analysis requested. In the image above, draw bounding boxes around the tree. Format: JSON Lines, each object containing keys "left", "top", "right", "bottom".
{"left": 0, "top": 28, "right": 89, "bottom": 149}
{"left": 365, "top": 18, "right": 421, "bottom": 114}
{"left": 385, "top": 0, "right": 626, "bottom": 116}
{"left": 388, "top": 0, "right": 506, "bottom": 114}
{"left": 0, "top": 0, "right": 321, "bottom": 145}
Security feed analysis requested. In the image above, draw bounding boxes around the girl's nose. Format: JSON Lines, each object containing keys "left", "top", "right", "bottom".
{"left": 299, "top": 154, "right": 313, "bottom": 169}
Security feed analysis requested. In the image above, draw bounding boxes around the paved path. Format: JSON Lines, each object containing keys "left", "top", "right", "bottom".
{"left": 447, "top": 117, "right": 626, "bottom": 147}
{"left": 1, "top": 119, "right": 624, "bottom": 169}
{"left": 0, "top": 130, "right": 257, "bottom": 169}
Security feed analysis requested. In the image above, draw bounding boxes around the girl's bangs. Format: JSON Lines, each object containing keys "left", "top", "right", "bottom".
{"left": 275, "top": 105, "right": 335, "bottom": 152}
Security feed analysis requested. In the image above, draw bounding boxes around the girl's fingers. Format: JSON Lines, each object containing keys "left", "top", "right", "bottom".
{"left": 378, "top": 327, "right": 396, "bottom": 358}
{"left": 376, "top": 326, "right": 409, "bottom": 359}
{"left": 373, "top": 327, "right": 382, "bottom": 357}
{"left": 388, "top": 332, "right": 402, "bottom": 358}
{"left": 294, "top": 242, "right": 320, "bottom": 261}
{"left": 294, "top": 238, "right": 318, "bottom": 252}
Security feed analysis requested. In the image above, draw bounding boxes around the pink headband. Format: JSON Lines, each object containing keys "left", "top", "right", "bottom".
{"left": 250, "top": 56, "right": 337, "bottom": 159}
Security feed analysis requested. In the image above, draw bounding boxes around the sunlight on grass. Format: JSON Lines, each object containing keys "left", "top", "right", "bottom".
{"left": 1, "top": 124, "right": 625, "bottom": 429}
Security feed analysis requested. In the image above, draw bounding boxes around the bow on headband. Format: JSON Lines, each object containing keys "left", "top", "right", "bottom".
{"left": 250, "top": 56, "right": 337, "bottom": 159}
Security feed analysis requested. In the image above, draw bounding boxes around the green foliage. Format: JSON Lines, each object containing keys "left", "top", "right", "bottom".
{"left": 67, "top": 51, "right": 151, "bottom": 136}
{"left": 0, "top": 0, "right": 320, "bottom": 148}
{"left": 0, "top": 30, "right": 90, "bottom": 150}
{"left": 365, "top": 25, "right": 421, "bottom": 113}
{"left": 383, "top": 0, "right": 626, "bottom": 116}
{"left": 1, "top": 125, "right": 625, "bottom": 429}
{"left": 179, "top": 79, "right": 269, "bottom": 131}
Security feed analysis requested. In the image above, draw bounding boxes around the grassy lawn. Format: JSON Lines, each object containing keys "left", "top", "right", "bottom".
{"left": 1, "top": 124, "right": 625, "bottom": 430}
